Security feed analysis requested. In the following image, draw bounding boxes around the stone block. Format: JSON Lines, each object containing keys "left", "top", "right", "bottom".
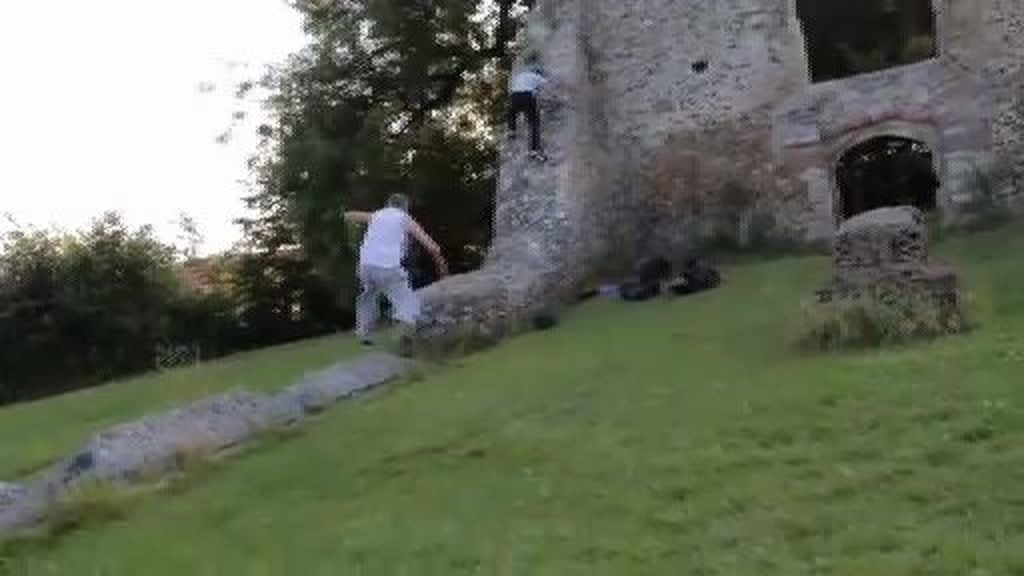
{"left": 834, "top": 206, "right": 928, "bottom": 271}
{"left": 0, "top": 482, "right": 48, "bottom": 537}
{"left": 42, "top": 391, "right": 283, "bottom": 490}
{"left": 814, "top": 207, "right": 963, "bottom": 330}
{"left": 0, "top": 482, "right": 25, "bottom": 510}
{"left": 278, "top": 353, "right": 414, "bottom": 414}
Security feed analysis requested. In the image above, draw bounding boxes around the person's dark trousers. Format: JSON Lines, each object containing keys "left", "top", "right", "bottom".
{"left": 508, "top": 91, "right": 541, "bottom": 151}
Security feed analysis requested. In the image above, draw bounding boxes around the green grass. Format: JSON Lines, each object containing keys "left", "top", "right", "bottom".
{"left": 4, "top": 223, "right": 1024, "bottom": 575}
{"left": 0, "top": 335, "right": 362, "bottom": 480}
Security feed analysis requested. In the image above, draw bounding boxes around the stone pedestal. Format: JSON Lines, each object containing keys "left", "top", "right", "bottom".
{"left": 816, "top": 206, "right": 963, "bottom": 325}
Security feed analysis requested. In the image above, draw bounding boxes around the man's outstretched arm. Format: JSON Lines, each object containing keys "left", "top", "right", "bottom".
{"left": 343, "top": 211, "right": 372, "bottom": 224}
{"left": 406, "top": 218, "right": 448, "bottom": 277}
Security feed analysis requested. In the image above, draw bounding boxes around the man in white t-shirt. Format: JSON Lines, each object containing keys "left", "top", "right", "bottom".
{"left": 508, "top": 60, "right": 549, "bottom": 160}
{"left": 344, "top": 194, "right": 448, "bottom": 349}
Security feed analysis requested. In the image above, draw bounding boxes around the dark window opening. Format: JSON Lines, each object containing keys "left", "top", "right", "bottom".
{"left": 796, "top": 0, "right": 937, "bottom": 83}
{"left": 836, "top": 136, "right": 939, "bottom": 221}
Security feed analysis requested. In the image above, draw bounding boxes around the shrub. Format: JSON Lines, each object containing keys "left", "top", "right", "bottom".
{"left": 962, "top": 160, "right": 1014, "bottom": 232}
{"left": 0, "top": 214, "right": 245, "bottom": 403}
{"left": 800, "top": 287, "right": 966, "bottom": 350}
{"left": 0, "top": 215, "right": 184, "bottom": 401}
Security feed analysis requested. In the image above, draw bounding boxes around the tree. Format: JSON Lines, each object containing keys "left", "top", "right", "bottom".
{"left": 233, "top": 0, "right": 530, "bottom": 333}
{"left": 0, "top": 1, "right": 538, "bottom": 403}
{"left": 1, "top": 212, "right": 19, "bottom": 231}
{"left": 175, "top": 212, "right": 205, "bottom": 261}
{"left": 0, "top": 213, "right": 193, "bottom": 401}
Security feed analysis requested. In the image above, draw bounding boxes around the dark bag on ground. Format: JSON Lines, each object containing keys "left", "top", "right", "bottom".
{"left": 532, "top": 312, "right": 558, "bottom": 331}
{"left": 637, "top": 256, "right": 671, "bottom": 286}
{"left": 669, "top": 260, "right": 721, "bottom": 296}
{"left": 620, "top": 281, "right": 661, "bottom": 302}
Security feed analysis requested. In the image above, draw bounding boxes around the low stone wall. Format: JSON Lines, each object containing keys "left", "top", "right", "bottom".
{"left": 0, "top": 353, "right": 414, "bottom": 538}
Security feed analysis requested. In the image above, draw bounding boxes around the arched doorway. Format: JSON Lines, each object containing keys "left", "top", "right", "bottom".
{"left": 835, "top": 136, "right": 939, "bottom": 221}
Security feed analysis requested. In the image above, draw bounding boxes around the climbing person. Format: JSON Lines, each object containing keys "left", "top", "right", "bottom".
{"left": 343, "top": 194, "right": 448, "bottom": 353}
{"left": 508, "top": 58, "right": 549, "bottom": 161}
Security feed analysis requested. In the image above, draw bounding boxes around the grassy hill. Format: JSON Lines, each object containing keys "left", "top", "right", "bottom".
{"left": 3, "top": 223, "right": 1024, "bottom": 574}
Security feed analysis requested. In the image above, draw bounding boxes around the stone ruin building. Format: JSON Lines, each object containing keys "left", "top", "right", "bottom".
{"left": 417, "top": 0, "right": 1024, "bottom": 346}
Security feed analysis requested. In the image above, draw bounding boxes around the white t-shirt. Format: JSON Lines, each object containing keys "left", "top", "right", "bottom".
{"left": 359, "top": 207, "right": 410, "bottom": 268}
{"left": 510, "top": 70, "right": 547, "bottom": 93}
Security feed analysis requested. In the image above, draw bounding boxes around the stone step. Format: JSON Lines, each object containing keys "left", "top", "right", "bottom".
{"left": 0, "top": 352, "right": 415, "bottom": 538}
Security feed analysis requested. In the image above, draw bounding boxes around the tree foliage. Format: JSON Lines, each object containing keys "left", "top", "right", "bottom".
{"left": 0, "top": 0, "right": 531, "bottom": 403}
{"left": 0, "top": 214, "right": 236, "bottom": 403}
{"left": 235, "top": 0, "right": 529, "bottom": 331}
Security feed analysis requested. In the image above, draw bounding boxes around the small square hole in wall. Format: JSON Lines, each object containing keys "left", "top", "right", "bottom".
{"left": 692, "top": 60, "right": 709, "bottom": 73}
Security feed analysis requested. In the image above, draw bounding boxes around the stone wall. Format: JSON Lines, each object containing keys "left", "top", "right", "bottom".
{"left": 645, "top": 108, "right": 809, "bottom": 249}
{"left": 591, "top": 0, "right": 802, "bottom": 144}
{"left": 577, "top": 0, "right": 1024, "bottom": 251}
{"left": 982, "top": 3, "right": 1024, "bottom": 212}
{"left": 417, "top": 0, "right": 1024, "bottom": 347}
{"left": 414, "top": 0, "right": 605, "bottom": 347}
{"left": 586, "top": 0, "right": 804, "bottom": 253}
{"left": 776, "top": 59, "right": 993, "bottom": 230}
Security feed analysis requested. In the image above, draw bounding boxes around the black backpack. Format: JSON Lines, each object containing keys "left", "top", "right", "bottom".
{"left": 620, "top": 281, "right": 661, "bottom": 302}
{"left": 637, "top": 256, "right": 671, "bottom": 286}
{"left": 669, "top": 260, "right": 721, "bottom": 296}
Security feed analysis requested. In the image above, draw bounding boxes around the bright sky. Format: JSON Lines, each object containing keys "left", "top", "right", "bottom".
{"left": 0, "top": 0, "right": 307, "bottom": 255}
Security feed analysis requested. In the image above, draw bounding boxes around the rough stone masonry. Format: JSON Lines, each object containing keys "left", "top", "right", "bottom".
{"left": 416, "top": 0, "right": 1024, "bottom": 347}
{"left": 815, "top": 206, "right": 963, "bottom": 327}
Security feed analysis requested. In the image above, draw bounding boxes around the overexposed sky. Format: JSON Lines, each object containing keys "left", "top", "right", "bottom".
{"left": 0, "top": 0, "right": 307, "bottom": 255}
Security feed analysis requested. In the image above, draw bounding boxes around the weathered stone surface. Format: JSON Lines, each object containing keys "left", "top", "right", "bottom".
{"left": 44, "top": 391, "right": 283, "bottom": 491}
{"left": 0, "top": 483, "right": 25, "bottom": 508}
{"left": 816, "top": 206, "right": 962, "bottom": 322}
{"left": 410, "top": 0, "right": 608, "bottom": 348}
{"left": 0, "top": 352, "right": 414, "bottom": 538}
{"left": 414, "top": 263, "right": 553, "bottom": 351}
{"left": 276, "top": 353, "right": 415, "bottom": 414}
{"left": 0, "top": 483, "right": 48, "bottom": 536}
{"left": 834, "top": 206, "right": 928, "bottom": 272}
